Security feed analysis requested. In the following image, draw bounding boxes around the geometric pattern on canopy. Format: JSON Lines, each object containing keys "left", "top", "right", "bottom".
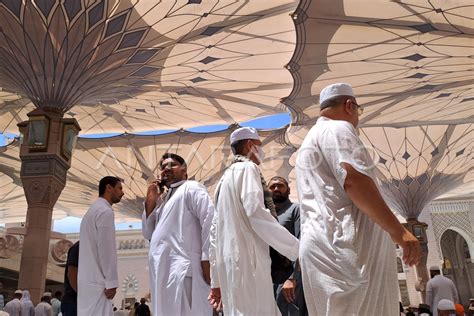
{"left": 285, "top": 0, "right": 474, "bottom": 128}
{"left": 283, "top": 0, "right": 473, "bottom": 212}
{"left": 0, "top": 126, "right": 295, "bottom": 223}
{"left": 0, "top": 0, "right": 297, "bottom": 134}
{"left": 286, "top": 123, "right": 473, "bottom": 217}
{"left": 359, "top": 124, "right": 473, "bottom": 219}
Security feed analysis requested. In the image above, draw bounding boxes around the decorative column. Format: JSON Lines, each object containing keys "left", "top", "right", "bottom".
{"left": 17, "top": 109, "right": 80, "bottom": 304}
{"left": 404, "top": 218, "right": 429, "bottom": 302}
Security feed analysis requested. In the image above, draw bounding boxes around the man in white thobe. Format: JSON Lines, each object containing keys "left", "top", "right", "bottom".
{"left": 426, "top": 266, "right": 459, "bottom": 316}
{"left": 4, "top": 290, "right": 23, "bottom": 316}
{"left": 50, "top": 291, "right": 61, "bottom": 316}
{"left": 34, "top": 294, "right": 53, "bottom": 316}
{"left": 142, "top": 153, "right": 214, "bottom": 316}
{"left": 208, "top": 127, "right": 299, "bottom": 315}
{"left": 78, "top": 176, "right": 124, "bottom": 316}
{"left": 20, "top": 290, "right": 34, "bottom": 316}
{"left": 296, "top": 83, "right": 421, "bottom": 316}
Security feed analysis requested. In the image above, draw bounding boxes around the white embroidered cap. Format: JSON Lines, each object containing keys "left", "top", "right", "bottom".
{"left": 319, "top": 83, "right": 355, "bottom": 109}
{"left": 437, "top": 299, "right": 455, "bottom": 310}
{"left": 230, "top": 127, "right": 260, "bottom": 145}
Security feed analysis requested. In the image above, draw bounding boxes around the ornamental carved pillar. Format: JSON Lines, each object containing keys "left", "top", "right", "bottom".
{"left": 17, "top": 109, "right": 80, "bottom": 304}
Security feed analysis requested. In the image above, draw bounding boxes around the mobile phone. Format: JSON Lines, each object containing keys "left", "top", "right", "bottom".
{"left": 154, "top": 176, "right": 168, "bottom": 192}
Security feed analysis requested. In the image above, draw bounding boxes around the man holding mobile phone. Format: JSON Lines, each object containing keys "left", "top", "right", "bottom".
{"left": 142, "top": 153, "right": 214, "bottom": 316}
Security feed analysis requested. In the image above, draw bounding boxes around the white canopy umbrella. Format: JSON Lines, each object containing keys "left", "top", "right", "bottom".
{"left": 0, "top": 125, "right": 295, "bottom": 223}
{"left": 0, "top": 0, "right": 298, "bottom": 134}
{"left": 285, "top": 0, "right": 473, "bottom": 213}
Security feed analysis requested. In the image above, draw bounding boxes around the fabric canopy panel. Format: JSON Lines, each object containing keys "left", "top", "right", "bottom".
{"left": 0, "top": 126, "right": 295, "bottom": 223}
{"left": 284, "top": 0, "right": 473, "bottom": 215}
{"left": 360, "top": 124, "right": 473, "bottom": 218}
{"left": 0, "top": 0, "right": 297, "bottom": 134}
{"left": 286, "top": 123, "right": 473, "bottom": 217}
{"left": 285, "top": 0, "right": 473, "bottom": 128}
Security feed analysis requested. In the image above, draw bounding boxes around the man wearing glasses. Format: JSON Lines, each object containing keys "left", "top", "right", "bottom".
{"left": 142, "top": 153, "right": 214, "bottom": 316}
{"left": 295, "top": 83, "right": 421, "bottom": 316}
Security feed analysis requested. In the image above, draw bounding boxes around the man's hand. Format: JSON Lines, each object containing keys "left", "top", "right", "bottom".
{"left": 208, "top": 288, "right": 222, "bottom": 312}
{"left": 145, "top": 182, "right": 164, "bottom": 217}
{"left": 391, "top": 227, "right": 421, "bottom": 266}
{"left": 201, "top": 261, "right": 211, "bottom": 285}
{"left": 282, "top": 279, "right": 296, "bottom": 303}
{"left": 104, "top": 288, "right": 117, "bottom": 299}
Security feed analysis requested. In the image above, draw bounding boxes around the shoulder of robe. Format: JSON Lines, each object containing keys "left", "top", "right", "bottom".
{"left": 184, "top": 180, "right": 208, "bottom": 192}
{"left": 325, "top": 119, "right": 356, "bottom": 135}
{"left": 241, "top": 160, "right": 258, "bottom": 170}
{"left": 292, "top": 203, "right": 301, "bottom": 212}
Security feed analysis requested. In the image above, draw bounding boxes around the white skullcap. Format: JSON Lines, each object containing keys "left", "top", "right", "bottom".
{"left": 14, "top": 290, "right": 23, "bottom": 294}
{"left": 437, "top": 299, "right": 455, "bottom": 310}
{"left": 429, "top": 265, "right": 441, "bottom": 271}
{"left": 230, "top": 127, "right": 260, "bottom": 145}
{"left": 319, "top": 83, "right": 355, "bottom": 109}
{"left": 43, "top": 292, "right": 52, "bottom": 297}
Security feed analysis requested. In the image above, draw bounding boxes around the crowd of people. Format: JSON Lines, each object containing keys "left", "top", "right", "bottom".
{"left": 0, "top": 289, "right": 151, "bottom": 316}
{"left": 0, "top": 83, "right": 468, "bottom": 315}
{"left": 0, "top": 290, "right": 61, "bottom": 316}
{"left": 72, "top": 83, "right": 422, "bottom": 316}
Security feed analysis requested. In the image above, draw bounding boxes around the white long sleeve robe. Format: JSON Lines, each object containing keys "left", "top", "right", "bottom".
{"left": 142, "top": 180, "right": 214, "bottom": 316}
{"left": 296, "top": 117, "right": 398, "bottom": 316}
{"left": 34, "top": 302, "right": 53, "bottom": 316}
{"left": 210, "top": 160, "right": 299, "bottom": 316}
{"left": 20, "top": 291, "right": 34, "bottom": 316}
{"left": 426, "top": 275, "right": 459, "bottom": 316}
{"left": 78, "top": 198, "right": 118, "bottom": 316}
{"left": 4, "top": 298, "right": 23, "bottom": 316}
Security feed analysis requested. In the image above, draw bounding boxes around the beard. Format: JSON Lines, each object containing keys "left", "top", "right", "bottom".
{"left": 112, "top": 195, "right": 123, "bottom": 204}
{"left": 272, "top": 192, "right": 289, "bottom": 203}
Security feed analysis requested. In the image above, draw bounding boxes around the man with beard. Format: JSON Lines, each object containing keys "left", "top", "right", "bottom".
{"left": 78, "top": 176, "right": 124, "bottom": 316}
{"left": 142, "top": 153, "right": 214, "bottom": 316}
{"left": 269, "top": 176, "right": 307, "bottom": 316}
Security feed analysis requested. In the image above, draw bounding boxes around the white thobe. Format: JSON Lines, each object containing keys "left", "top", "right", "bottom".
{"left": 20, "top": 295, "right": 34, "bottom": 316}
{"left": 210, "top": 160, "right": 299, "bottom": 316}
{"left": 34, "top": 302, "right": 53, "bottom": 316}
{"left": 4, "top": 299, "right": 23, "bottom": 316}
{"left": 426, "top": 275, "right": 459, "bottom": 316}
{"left": 78, "top": 198, "right": 119, "bottom": 316}
{"left": 296, "top": 117, "right": 398, "bottom": 316}
{"left": 142, "top": 180, "right": 214, "bottom": 316}
{"left": 51, "top": 298, "right": 61, "bottom": 316}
